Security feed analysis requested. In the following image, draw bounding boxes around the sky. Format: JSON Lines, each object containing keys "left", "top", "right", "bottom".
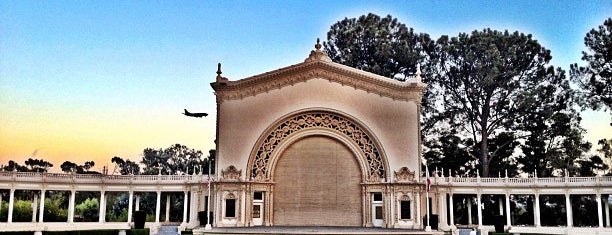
{"left": 0, "top": 0, "right": 610, "bottom": 173}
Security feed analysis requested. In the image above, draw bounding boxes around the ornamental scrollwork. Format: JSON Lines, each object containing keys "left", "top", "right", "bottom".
{"left": 251, "top": 111, "right": 385, "bottom": 181}
{"left": 222, "top": 165, "right": 241, "bottom": 181}
{"left": 394, "top": 167, "right": 416, "bottom": 182}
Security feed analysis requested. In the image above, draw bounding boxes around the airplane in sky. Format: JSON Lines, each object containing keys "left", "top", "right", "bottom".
{"left": 183, "top": 109, "right": 208, "bottom": 118}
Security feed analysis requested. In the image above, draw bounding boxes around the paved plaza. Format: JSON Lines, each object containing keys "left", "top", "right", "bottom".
{"left": 193, "top": 226, "right": 446, "bottom": 235}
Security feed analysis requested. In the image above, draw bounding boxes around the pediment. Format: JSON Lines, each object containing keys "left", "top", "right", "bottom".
{"left": 211, "top": 41, "right": 426, "bottom": 102}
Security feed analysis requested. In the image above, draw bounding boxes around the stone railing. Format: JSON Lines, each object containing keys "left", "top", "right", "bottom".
{"left": 434, "top": 175, "right": 612, "bottom": 187}
{"left": 0, "top": 171, "right": 210, "bottom": 185}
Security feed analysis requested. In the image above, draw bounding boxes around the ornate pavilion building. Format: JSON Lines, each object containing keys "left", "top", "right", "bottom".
{"left": 211, "top": 40, "right": 426, "bottom": 229}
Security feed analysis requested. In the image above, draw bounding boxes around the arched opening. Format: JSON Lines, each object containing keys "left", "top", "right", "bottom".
{"left": 272, "top": 136, "right": 362, "bottom": 226}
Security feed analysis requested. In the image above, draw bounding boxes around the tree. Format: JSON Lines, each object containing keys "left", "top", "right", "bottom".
{"left": 2, "top": 160, "right": 28, "bottom": 172}
{"left": 140, "top": 144, "right": 211, "bottom": 175}
{"left": 111, "top": 156, "right": 141, "bottom": 175}
{"left": 432, "top": 29, "right": 577, "bottom": 176}
{"left": 323, "top": 13, "right": 435, "bottom": 81}
{"left": 24, "top": 158, "right": 53, "bottom": 172}
{"left": 570, "top": 18, "right": 612, "bottom": 121}
{"left": 60, "top": 161, "right": 79, "bottom": 173}
{"left": 60, "top": 160, "right": 98, "bottom": 174}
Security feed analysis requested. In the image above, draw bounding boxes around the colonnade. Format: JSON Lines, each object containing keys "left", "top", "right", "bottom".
{"left": 445, "top": 193, "right": 610, "bottom": 228}
{"left": 1, "top": 189, "right": 193, "bottom": 224}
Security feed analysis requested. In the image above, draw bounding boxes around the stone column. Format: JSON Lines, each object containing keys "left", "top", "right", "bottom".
{"left": 605, "top": 195, "right": 610, "bottom": 227}
{"left": 7, "top": 188, "right": 15, "bottom": 223}
{"left": 155, "top": 191, "right": 161, "bottom": 223}
{"left": 534, "top": 194, "right": 541, "bottom": 227}
{"left": 182, "top": 191, "right": 189, "bottom": 224}
{"left": 165, "top": 194, "right": 171, "bottom": 222}
{"left": 438, "top": 192, "right": 447, "bottom": 227}
{"left": 505, "top": 193, "right": 511, "bottom": 227}
{"left": 467, "top": 197, "right": 473, "bottom": 225}
{"left": 32, "top": 193, "right": 39, "bottom": 222}
{"left": 188, "top": 190, "right": 198, "bottom": 227}
{"left": 598, "top": 194, "right": 603, "bottom": 228}
{"left": 38, "top": 190, "right": 45, "bottom": 223}
{"left": 416, "top": 191, "right": 421, "bottom": 227}
{"left": 127, "top": 191, "right": 134, "bottom": 223}
{"left": 498, "top": 197, "right": 504, "bottom": 215}
{"left": 99, "top": 191, "right": 106, "bottom": 222}
{"left": 135, "top": 195, "right": 140, "bottom": 211}
{"left": 449, "top": 194, "right": 455, "bottom": 226}
{"left": 565, "top": 193, "right": 573, "bottom": 227}
{"left": 477, "top": 194, "right": 483, "bottom": 227}
{"left": 68, "top": 190, "right": 76, "bottom": 223}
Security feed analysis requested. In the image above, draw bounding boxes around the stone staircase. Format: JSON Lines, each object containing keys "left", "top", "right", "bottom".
{"left": 155, "top": 226, "right": 179, "bottom": 235}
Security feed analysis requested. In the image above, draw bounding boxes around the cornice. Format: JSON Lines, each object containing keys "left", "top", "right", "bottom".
{"left": 211, "top": 60, "right": 426, "bottom": 102}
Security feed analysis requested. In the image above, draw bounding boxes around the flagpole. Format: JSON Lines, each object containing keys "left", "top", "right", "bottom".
{"left": 205, "top": 161, "right": 212, "bottom": 230}
{"left": 425, "top": 165, "right": 431, "bottom": 231}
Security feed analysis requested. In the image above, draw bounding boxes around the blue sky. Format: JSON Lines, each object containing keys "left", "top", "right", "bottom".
{"left": 0, "top": 0, "right": 610, "bottom": 172}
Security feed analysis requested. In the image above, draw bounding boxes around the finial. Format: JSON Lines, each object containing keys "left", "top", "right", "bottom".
{"left": 305, "top": 38, "right": 331, "bottom": 62}
{"left": 505, "top": 169, "right": 508, "bottom": 178}
{"left": 534, "top": 169, "right": 538, "bottom": 178}
{"left": 315, "top": 38, "right": 322, "bottom": 51}
{"left": 215, "top": 62, "right": 229, "bottom": 84}
{"left": 413, "top": 64, "right": 422, "bottom": 83}
{"left": 476, "top": 169, "right": 480, "bottom": 178}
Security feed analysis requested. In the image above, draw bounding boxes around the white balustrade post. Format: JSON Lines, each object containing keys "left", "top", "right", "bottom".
{"left": 467, "top": 197, "right": 473, "bottom": 225}
{"left": 32, "top": 193, "right": 39, "bottom": 222}
{"left": 7, "top": 188, "right": 15, "bottom": 223}
{"left": 165, "top": 194, "right": 171, "bottom": 222}
{"left": 598, "top": 194, "right": 603, "bottom": 228}
{"left": 38, "top": 190, "right": 45, "bottom": 223}
{"left": 505, "top": 193, "right": 511, "bottom": 227}
{"left": 68, "top": 190, "right": 76, "bottom": 223}
{"left": 477, "top": 194, "right": 483, "bottom": 227}
{"left": 127, "top": 191, "right": 134, "bottom": 223}
{"left": 155, "top": 190, "right": 161, "bottom": 223}
{"left": 566, "top": 193, "right": 573, "bottom": 227}
{"left": 182, "top": 191, "right": 188, "bottom": 224}
{"left": 534, "top": 193, "right": 541, "bottom": 227}
{"left": 99, "top": 190, "right": 106, "bottom": 222}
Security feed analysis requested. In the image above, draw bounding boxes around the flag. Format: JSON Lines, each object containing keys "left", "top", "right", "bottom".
{"left": 426, "top": 165, "right": 431, "bottom": 192}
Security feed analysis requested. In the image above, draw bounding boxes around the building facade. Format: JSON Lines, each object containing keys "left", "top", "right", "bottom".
{"left": 210, "top": 41, "right": 427, "bottom": 229}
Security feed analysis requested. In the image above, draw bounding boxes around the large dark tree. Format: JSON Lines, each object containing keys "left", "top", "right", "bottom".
{"left": 323, "top": 13, "right": 435, "bottom": 81}
{"left": 571, "top": 18, "right": 612, "bottom": 121}
{"left": 433, "top": 29, "right": 579, "bottom": 176}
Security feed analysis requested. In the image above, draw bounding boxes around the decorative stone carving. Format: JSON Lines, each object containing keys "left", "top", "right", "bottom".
{"left": 251, "top": 111, "right": 385, "bottom": 181}
{"left": 394, "top": 167, "right": 416, "bottom": 182}
{"left": 222, "top": 165, "right": 241, "bottom": 181}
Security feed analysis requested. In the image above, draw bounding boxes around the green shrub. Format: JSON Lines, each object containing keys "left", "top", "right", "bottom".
{"left": 44, "top": 197, "right": 68, "bottom": 222}
{"left": 12, "top": 199, "right": 33, "bottom": 222}
{"left": 74, "top": 198, "right": 98, "bottom": 222}
{"left": 127, "top": 228, "right": 149, "bottom": 235}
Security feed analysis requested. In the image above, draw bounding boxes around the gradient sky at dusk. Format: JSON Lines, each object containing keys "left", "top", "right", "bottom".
{"left": 1, "top": 0, "right": 610, "bottom": 172}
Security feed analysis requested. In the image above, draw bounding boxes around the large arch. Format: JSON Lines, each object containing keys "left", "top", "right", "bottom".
{"left": 272, "top": 135, "right": 362, "bottom": 226}
{"left": 246, "top": 108, "right": 390, "bottom": 183}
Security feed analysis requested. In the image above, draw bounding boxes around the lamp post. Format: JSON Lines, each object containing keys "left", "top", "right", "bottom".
{"left": 182, "top": 109, "right": 212, "bottom": 230}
